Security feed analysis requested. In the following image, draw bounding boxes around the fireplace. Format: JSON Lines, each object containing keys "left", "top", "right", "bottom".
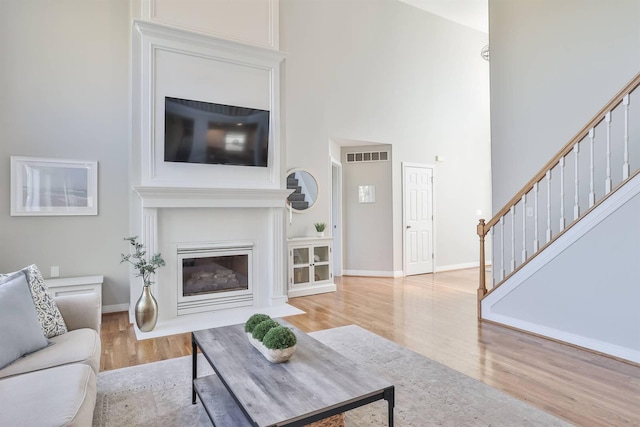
{"left": 177, "top": 242, "right": 254, "bottom": 316}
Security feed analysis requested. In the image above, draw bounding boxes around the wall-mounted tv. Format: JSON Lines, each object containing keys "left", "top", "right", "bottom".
{"left": 164, "top": 97, "right": 270, "bottom": 167}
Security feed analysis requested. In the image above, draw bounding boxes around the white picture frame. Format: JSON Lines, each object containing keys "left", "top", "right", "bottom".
{"left": 10, "top": 156, "right": 98, "bottom": 216}
{"left": 358, "top": 185, "right": 376, "bottom": 203}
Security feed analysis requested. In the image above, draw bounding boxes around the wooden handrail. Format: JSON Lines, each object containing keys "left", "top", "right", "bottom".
{"left": 480, "top": 72, "right": 640, "bottom": 235}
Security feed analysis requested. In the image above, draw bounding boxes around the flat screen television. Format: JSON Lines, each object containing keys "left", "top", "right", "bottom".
{"left": 164, "top": 97, "right": 270, "bottom": 167}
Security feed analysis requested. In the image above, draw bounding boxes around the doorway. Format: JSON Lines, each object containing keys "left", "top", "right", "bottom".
{"left": 403, "top": 163, "right": 435, "bottom": 275}
{"left": 331, "top": 158, "right": 343, "bottom": 276}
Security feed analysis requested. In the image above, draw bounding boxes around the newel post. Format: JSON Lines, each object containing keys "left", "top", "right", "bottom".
{"left": 477, "top": 219, "right": 487, "bottom": 320}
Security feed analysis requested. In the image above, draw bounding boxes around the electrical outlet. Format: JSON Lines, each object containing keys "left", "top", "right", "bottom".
{"left": 50, "top": 266, "right": 60, "bottom": 278}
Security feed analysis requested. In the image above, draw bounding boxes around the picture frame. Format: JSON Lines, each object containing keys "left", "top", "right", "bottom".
{"left": 358, "top": 185, "right": 376, "bottom": 203}
{"left": 10, "top": 156, "right": 98, "bottom": 216}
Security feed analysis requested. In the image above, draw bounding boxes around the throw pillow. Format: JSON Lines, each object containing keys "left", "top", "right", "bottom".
{"left": 0, "top": 264, "right": 67, "bottom": 338}
{"left": 0, "top": 271, "right": 50, "bottom": 369}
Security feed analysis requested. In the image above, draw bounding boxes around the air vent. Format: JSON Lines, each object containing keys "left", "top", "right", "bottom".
{"left": 346, "top": 151, "right": 389, "bottom": 163}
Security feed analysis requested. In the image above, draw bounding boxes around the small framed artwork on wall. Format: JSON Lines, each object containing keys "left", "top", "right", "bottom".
{"left": 10, "top": 156, "right": 98, "bottom": 216}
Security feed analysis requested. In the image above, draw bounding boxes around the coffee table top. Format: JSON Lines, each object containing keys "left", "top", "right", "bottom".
{"left": 193, "top": 321, "right": 393, "bottom": 426}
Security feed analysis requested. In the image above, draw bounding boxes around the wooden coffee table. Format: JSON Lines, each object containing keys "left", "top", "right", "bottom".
{"left": 192, "top": 321, "right": 395, "bottom": 426}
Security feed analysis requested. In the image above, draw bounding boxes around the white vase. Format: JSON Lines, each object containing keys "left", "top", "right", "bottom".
{"left": 317, "top": 231, "right": 324, "bottom": 237}
{"left": 247, "top": 333, "right": 296, "bottom": 363}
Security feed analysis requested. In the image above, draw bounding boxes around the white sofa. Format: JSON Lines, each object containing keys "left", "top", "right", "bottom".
{"left": 0, "top": 293, "right": 101, "bottom": 426}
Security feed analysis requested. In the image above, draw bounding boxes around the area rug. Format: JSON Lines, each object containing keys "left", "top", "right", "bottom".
{"left": 93, "top": 325, "right": 571, "bottom": 426}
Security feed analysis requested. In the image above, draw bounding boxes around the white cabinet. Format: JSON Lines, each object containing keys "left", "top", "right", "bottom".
{"left": 45, "top": 275, "right": 103, "bottom": 313}
{"left": 287, "top": 237, "right": 336, "bottom": 298}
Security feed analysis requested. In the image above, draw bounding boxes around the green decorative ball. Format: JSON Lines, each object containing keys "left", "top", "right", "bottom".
{"left": 252, "top": 319, "right": 280, "bottom": 341}
{"left": 262, "top": 326, "right": 297, "bottom": 350}
{"left": 244, "top": 314, "right": 271, "bottom": 333}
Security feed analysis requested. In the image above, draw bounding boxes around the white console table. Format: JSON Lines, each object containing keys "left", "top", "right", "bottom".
{"left": 45, "top": 275, "right": 103, "bottom": 314}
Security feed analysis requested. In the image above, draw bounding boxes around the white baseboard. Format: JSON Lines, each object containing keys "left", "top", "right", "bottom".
{"left": 435, "top": 262, "right": 479, "bottom": 272}
{"left": 337, "top": 264, "right": 486, "bottom": 278}
{"left": 288, "top": 283, "right": 336, "bottom": 298}
{"left": 102, "top": 303, "right": 129, "bottom": 314}
{"left": 342, "top": 270, "right": 403, "bottom": 278}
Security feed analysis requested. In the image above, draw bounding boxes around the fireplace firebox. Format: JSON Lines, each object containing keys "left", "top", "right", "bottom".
{"left": 177, "top": 243, "right": 254, "bottom": 315}
{"left": 182, "top": 254, "right": 248, "bottom": 296}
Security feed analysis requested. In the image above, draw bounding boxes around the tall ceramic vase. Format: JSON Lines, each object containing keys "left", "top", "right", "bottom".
{"left": 135, "top": 285, "right": 158, "bottom": 332}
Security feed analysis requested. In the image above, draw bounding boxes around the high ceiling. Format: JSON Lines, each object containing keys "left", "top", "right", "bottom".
{"left": 398, "top": 0, "right": 488, "bottom": 33}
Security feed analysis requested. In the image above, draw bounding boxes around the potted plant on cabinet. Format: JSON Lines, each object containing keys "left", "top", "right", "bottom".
{"left": 314, "top": 222, "right": 326, "bottom": 237}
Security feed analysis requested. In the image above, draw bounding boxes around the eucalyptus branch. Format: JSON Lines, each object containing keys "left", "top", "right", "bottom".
{"left": 120, "top": 236, "right": 166, "bottom": 286}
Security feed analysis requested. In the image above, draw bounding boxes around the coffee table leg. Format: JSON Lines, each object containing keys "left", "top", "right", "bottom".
{"left": 384, "top": 387, "right": 395, "bottom": 426}
{"left": 192, "top": 333, "right": 197, "bottom": 404}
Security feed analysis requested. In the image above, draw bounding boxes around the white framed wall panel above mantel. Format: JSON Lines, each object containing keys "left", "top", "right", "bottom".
{"left": 131, "top": 20, "right": 285, "bottom": 190}
{"left": 137, "top": 0, "right": 279, "bottom": 50}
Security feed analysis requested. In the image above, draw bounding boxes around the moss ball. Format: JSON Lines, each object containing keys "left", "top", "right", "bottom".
{"left": 262, "top": 326, "right": 297, "bottom": 350}
{"left": 244, "top": 314, "right": 271, "bottom": 333}
{"left": 252, "top": 319, "right": 280, "bottom": 341}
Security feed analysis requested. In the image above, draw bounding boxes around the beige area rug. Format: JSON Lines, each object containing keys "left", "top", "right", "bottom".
{"left": 93, "top": 325, "right": 572, "bottom": 426}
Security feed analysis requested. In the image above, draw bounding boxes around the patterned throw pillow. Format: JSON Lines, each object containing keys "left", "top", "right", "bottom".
{"left": 0, "top": 265, "right": 67, "bottom": 338}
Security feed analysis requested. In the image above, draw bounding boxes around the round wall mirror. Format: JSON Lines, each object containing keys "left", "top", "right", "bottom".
{"left": 286, "top": 170, "right": 318, "bottom": 212}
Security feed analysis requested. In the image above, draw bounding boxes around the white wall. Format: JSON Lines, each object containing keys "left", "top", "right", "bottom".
{"left": 281, "top": 0, "right": 491, "bottom": 273}
{"left": 0, "top": 0, "right": 131, "bottom": 309}
{"left": 489, "top": 0, "right": 640, "bottom": 210}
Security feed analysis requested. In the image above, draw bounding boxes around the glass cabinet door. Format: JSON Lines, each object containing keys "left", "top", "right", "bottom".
{"left": 314, "top": 264, "right": 330, "bottom": 281}
{"left": 313, "top": 246, "right": 329, "bottom": 263}
{"left": 293, "top": 247, "right": 309, "bottom": 265}
{"left": 293, "top": 266, "right": 310, "bottom": 284}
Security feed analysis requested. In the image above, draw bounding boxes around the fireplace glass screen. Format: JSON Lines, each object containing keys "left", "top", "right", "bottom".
{"left": 182, "top": 254, "right": 249, "bottom": 297}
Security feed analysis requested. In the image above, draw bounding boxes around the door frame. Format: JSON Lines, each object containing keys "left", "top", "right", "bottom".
{"left": 330, "top": 157, "right": 343, "bottom": 276}
{"left": 402, "top": 162, "right": 436, "bottom": 276}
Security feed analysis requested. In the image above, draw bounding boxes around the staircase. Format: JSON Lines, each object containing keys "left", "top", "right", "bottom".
{"left": 477, "top": 72, "right": 640, "bottom": 364}
{"left": 287, "top": 175, "right": 309, "bottom": 210}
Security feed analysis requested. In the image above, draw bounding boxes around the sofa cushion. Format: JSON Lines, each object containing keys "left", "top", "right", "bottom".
{"left": 0, "top": 328, "right": 101, "bottom": 379}
{"left": 0, "top": 264, "right": 67, "bottom": 338}
{"left": 0, "top": 363, "right": 97, "bottom": 427}
{"left": 0, "top": 271, "right": 49, "bottom": 369}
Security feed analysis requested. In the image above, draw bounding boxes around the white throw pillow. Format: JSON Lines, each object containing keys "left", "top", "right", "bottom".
{"left": 0, "top": 272, "right": 50, "bottom": 369}
{"left": 0, "top": 264, "right": 67, "bottom": 338}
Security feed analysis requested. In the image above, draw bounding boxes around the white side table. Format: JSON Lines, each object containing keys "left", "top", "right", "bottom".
{"left": 45, "top": 275, "right": 104, "bottom": 316}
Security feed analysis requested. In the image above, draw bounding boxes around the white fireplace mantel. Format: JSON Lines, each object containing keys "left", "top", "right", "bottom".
{"left": 133, "top": 186, "right": 293, "bottom": 208}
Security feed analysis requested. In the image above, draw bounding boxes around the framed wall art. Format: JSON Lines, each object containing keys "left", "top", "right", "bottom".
{"left": 10, "top": 156, "right": 98, "bottom": 216}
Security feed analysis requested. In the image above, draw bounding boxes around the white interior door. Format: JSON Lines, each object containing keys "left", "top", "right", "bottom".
{"left": 403, "top": 164, "right": 434, "bottom": 276}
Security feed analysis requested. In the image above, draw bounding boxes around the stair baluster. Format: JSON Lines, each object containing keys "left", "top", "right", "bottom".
{"left": 521, "top": 194, "right": 527, "bottom": 263}
{"left": 546, "top": 170, "right": 552, "bottom": 243}
{"left": 510, "top": 206, "right": 516, "bottom": 272}
{"left": 573, "top": 143, "right": 580, "bottom": 220}
{"left": 589, "top": 128, "right": 596, "bottom": 208}
{"left": 533, "top": 182, "right": 539, "bottom": 252}
{"left": 623, "top": 94, "right": 630, "bottom": 180}
{"left": 605, "top": 112, "right": 612, "bottom": 194}
{"left": 559, "top": 156, "right": 566, "bottom": 231}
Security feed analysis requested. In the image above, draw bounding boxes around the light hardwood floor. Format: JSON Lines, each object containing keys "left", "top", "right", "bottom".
{"left": 100, "top": 269, "right": 640, "bottom": 426}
